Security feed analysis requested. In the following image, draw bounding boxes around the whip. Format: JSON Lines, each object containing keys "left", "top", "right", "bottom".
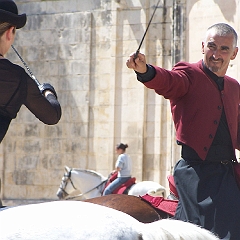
{"left": 11, "top": 45, "right": 58, "bottom": 98}
{"left": 134, "top": 0, "right": 161, "bottom": 59}
{"left": 11, "top": 45, "right": 41, "bottom": 86}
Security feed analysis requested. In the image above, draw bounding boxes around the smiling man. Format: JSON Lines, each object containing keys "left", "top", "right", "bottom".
{"left": 202, "top": 25, "right": 238, "bottom": 76}
{"left": 126, "top": 23, "right": 240, "bottom": 239}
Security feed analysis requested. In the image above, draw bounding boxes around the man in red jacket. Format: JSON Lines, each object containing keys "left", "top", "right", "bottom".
{"left": 127, "top": 23, "right": 239, "bottom": 239}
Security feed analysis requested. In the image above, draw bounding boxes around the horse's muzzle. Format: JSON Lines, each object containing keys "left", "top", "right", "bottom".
{"left": 56, "top": 189, "right": 67, "bottom": 199}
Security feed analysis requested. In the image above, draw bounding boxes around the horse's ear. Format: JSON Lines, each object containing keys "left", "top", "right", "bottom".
{"left": 65, "top": 166, "right": 70, "bottom": 172}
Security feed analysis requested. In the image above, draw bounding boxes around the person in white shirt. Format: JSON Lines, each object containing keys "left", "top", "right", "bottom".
{"left": 103, "top": 143, "right": 132, "bottom": 195}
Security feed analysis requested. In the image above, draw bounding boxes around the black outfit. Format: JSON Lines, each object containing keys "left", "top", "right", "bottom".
{"left": 0, "top": 58, "right": 61, "bottom": 142}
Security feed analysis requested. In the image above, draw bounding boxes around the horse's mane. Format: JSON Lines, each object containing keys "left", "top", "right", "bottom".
{"left": 71, "top": 168, "right": 107, "bottom": 181}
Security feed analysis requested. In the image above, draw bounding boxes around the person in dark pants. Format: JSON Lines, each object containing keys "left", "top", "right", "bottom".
{"left": 0, "top": 0, "right": 61, "bottom": 208}
{"left": 126, "top": 23, "right": 240, "bottom": 239}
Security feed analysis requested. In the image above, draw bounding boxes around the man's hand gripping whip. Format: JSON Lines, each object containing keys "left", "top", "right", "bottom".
{"left": 11, "top": 45, "right": 58, "bottom": 98}
{"left": 134, "top": 0, "right": 161, "bottom": 60}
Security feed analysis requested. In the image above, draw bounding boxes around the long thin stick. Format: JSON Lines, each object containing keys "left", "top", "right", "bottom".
{"left": 134, "top": 0, "right": 161, "bottom": 59}
{"left": 11, "top": 45, "right": 41, "bottom": 86}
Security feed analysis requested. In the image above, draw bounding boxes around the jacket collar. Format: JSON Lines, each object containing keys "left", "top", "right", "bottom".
{"left": 201, "top": 60, "right": 224, "bottom": 91}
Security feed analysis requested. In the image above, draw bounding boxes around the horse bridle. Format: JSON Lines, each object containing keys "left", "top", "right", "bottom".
{"left": 59, "top": 169, "right": 77, "bottom": 197}
{"left": 59, "top": 168, "right": 107, "bottom": 200}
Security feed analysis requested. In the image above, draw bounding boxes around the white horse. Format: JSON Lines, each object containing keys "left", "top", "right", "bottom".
{"left": 0, "top": 201, "right": 219, "bottom": 240}
{"left": 56, "top": 166, "right": 166, "bottom": 200}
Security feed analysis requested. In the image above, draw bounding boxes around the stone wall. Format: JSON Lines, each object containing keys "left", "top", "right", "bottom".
{"left": 0, "top": 0, "right": 239, "bottom": 205}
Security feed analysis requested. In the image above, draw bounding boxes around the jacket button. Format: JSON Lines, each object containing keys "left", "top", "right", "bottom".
{"left": 218, "top": 106, "right": 222, "bottom": 110}
{"left": 209, "top": 134, "right": 213, "bottom": 139}
{"left": 214, "top": 120, "right": 218, "bottom": 125}
{"left": 204, "top": 147, "right": 208, "bottom": 151}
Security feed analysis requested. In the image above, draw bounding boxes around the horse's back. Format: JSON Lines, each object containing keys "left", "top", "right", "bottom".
{"left": 145, "top": 219, "right": 220, "bottom": 240}
{"left": 0, "top": 200, "right": 219, "bottom": 240}
{"left": 0, "top": 201, "right": 143, "bottom": 240}
{"left": 85, "top": 194, "right": 161, "bottom": 223}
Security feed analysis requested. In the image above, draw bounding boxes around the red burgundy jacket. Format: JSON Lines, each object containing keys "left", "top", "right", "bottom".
{"left": 143, "top": 60, "right": 240, "bottom": 160}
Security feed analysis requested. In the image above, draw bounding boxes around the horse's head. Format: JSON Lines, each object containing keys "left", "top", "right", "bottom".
{"left": 56, "top": 167, "right": 108, "bottom": 200}
{"left": 56, "top": 166, "right": 77, "bottom": 199}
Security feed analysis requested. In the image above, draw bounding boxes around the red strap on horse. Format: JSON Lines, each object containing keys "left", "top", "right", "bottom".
{"left": 167, "top": 175, "right": 179, "bottom": 199}
{"left": 109, "top": 171, "right": 118, "bottom": 182}
{"left": 140, "top": 194, "right": 178, "bottom": 216}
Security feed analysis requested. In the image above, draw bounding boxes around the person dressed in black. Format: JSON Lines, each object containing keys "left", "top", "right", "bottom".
{"left": 0, "top": 0, "right": 61, "bottom": 142}
{"left": 0, "top": 0, "right": 61, "bottom": 208}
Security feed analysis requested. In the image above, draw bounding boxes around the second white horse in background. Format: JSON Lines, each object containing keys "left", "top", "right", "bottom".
{"left": 56, "top": 166, "right": 166, "bottom": 200}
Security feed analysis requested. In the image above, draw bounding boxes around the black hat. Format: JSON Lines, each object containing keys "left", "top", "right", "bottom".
{"left": 0, "top": 0, "right": 26, "bottom": 29}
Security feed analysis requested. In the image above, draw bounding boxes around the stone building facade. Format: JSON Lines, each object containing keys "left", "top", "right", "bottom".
{"left": 0, "top": 0, "right": 239, "bottom": 205}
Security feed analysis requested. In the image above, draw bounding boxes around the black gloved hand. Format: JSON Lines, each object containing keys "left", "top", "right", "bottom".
{"left": 38, "top": 83, "right": 58, "bottom": 98}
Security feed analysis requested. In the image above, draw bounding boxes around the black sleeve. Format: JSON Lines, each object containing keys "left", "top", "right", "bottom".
{"left": 24, "top": 74, "right": 61, "bottom": 125}
{"left": 135, "top": 64, "right": 156, "bottom": 83}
